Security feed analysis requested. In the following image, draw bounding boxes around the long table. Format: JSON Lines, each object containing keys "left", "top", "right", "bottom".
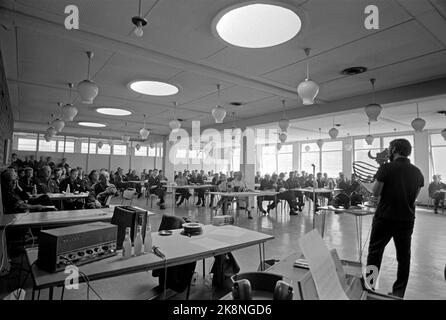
{"left": 25, "top": 224, "right": 274, "bottom": 300}
{"left": 170, "top": 184, "right": 214, "bottom": 212}
{"left": 319, "top": 205, "right": 375, "bottom": 263}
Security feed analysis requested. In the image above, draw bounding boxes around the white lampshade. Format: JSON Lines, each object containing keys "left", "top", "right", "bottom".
{"left": 305, "top": 145, "right": 311, "bottom": 152}
{"left": 139, "top": 127, "right": 150, "bottom": 139}
{"left": 135, "top": 144, "right": 141, "bottom": 151}
{"left": 97, "top": 141, "right": 103, "bottom": 149}
{"left": 44, "top": 134, "right": 51, "bottom": 142}
{"left": 278, "top": 119, "right": 290, "bottom": 132}
{"left": 277, "top": 143, "right": 282, "bottom": 151}
{"left": 52, "top": 119, "right": 65, "bottom": 132}
{"left": 297, "top": 79, "right": 319, "bottom": 105}
{"left": 212, "top": 105, "right": 227, "bottom": 123}
{"left": 411, "top": 117, "right": 426, "bottom": 132}
{"left": 316, "top": 139, "right": 324, "bottom": 149}
{"left": 78, "top": 79, "right": 99, "bottom": 104}
{"left": 169, "top": 119, "right": 181, "bottom": 131}
{"left": 328, "top": 127, "right": 339, "bottom": 139}
{"left": 365, "top": 103, "right": 382, "bottom": 122}
{"left": 441, "top": 129, "right": 446, "bottom": 141}
{"left": 365, "top": 134, "right": 374, "bottom": 145}
{"left": 279, "top": 132, "right": 287, "bottom": 143}
{"left": 47, "top": 127, "right": 57, "bottom": 137}
{"left": 121, "top": 135, "right": 130, "bottom": 143}
{"left": 62, "top": 104, "right": 78, "bottom": 121}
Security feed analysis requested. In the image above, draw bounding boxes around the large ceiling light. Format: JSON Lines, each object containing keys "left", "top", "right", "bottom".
{"left": 129, "top": 80, "right": 179, "bottom": 96}
{"left": 46, "top": 127, "right": 57, "bottom": 138}
{"left": 297, "top": 48, "right": 319, "bottom": 105}
{"left": 97, "top": 108, "right": 132, "bottom": 116}
{"left": 365, "top": 78, "right": 382, "bottom": 122}
{"left": 328, "top": 118, "right": 339, "bottom": 139}
{"left": 78, "top": 122, "right": 107, "bottom": 128}
{"left": 78, "top": 51, "right": 99, "bottom": 104}
{"left": 52, "top": 118, "right": 65, "bottom": 132}
{"left": 213, "top": 3, "right": 302, "bottom": 48}
{"left": 411, "top": 103, "right": 426, "bottom": 132}
{"left": 279, "top": 132, "right": 287, "bottom": 144}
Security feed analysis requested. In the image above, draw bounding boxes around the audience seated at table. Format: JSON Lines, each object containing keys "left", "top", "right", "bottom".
{"left": 19, "top": 166, "right": 35, "bottom": 193}
{"left": 59, "top": 168, "right": 85, "bottom": 210}
{"left": 1, "top": 168, "right": 53, "bottom": 214}
{"left": 428, "top": 174, "right": 446, "bottom": 214}
{"left": 36, "top": 165, "right": 59, "bottom": 194}
{"left": 89, "top": 172, "right": 117, "bottom": 208}
{"left": 285, "top": 171, "right": 304, "bottom": 212}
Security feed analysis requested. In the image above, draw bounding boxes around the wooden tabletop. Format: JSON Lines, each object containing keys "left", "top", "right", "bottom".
{"left": 170, "top": 184, "right": 213, "bottom": 189}
{"left": 0, "top": 205, "right": 158, "bottom": 229}
{"left": 292, "top": 188, "right": 342, "bottom": 193}
{"left": 26, "top": 224, "right": 274, "bottom": 289}
{"left": 208, "top": 190, "right": 280, "bottom": 197}
{"left": 319, "top": 205, "right": 376, "bottom": 216}
{"left": 39, "top": 192, "right": 90, "bottom": 200}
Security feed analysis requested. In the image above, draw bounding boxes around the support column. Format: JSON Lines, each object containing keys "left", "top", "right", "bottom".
{"left": 414, "top": 131, "right": 429, "bottom": 204}
{"left": 240, "top": 127, "right": 255, "bottom": 190}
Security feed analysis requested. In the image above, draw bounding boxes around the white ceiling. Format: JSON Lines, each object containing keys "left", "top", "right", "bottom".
{"left": 0, "top": 0, "right": 445, "bottom": 137}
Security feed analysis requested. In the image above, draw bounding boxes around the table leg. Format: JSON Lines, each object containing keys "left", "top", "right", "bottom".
{"left": 321, "top": 210, "right": 326, "bottom": 238}
{"left": 258, "top": 244, "right": 263, "bottom": 271}
{"left": 49, "top": 286, "right": 54, "bottom": 300}
{"left": 202, "top": 259, "right": 206, "bottom": 278}
{"left": 355, "top": 215, "right": 363, "bottom": 263}
{"left": 31, "top": 288, "right": 35, "bottom": 300}
{"left": 172, "top": 189, "right": 175, "bottom": 214}
{"left": 262, "top": 243, "right": 266, "bottom": 271}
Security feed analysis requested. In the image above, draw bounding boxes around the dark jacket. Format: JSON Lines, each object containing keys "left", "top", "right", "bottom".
{"left": 36, "top": 177, "right": 59, "bottom": 194}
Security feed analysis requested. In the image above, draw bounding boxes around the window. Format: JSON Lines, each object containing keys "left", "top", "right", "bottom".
{"left": 81, "top": 142, "right": 89, "bottom": 154}
{"left": 113, "top": 144, "right": 127, "bottom": 155}
{"left": 231, "top": 147, "right": 241, "bottom": 172}
{"left": 301, "top": 143, "right": 320, "bottom": 173}
{"left": 148, "top": 146, "right": 156, "bottom": 156}
{"left": 176, "top": 148, "right": 187, "bottom": 158}
{"left": 135, "top": 145, "right": 148, "bottom": 156}
{"left": 57, "top": 140, "right": 65, "bottom": 153}
{"left": 38, "top": 134, "right": 57, "bottom": 152}
{"left": 430, "top": 133, "right": 446, "bottom": 180}
{"left": 261, "top": 145, "right": 277, "bottom": 174}
{"left": 97, "top": 143, "right": 111, "bottom": 155}
{"left": 64, "top": 137, "right": 78, "bottom": 153}
{"left": 321, "top": 141, "right": 342, "bottom": 177}
{"left": 89, "top": 143, "right": 97, "bottom": 154}
{"left": 18, "top": 138, "right": 37, "bottom": 151}
{"left": 15, "top": 132, "right": 38, "bottom": 151}
{"left": 278, "top": 144, "right": 292, "bottom": 173}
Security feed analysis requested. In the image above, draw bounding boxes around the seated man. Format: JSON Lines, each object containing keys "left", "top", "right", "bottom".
{"left": 174, "top": 172, "right": 191, "bottom": 206}
{"left": 337, "top": 172, "right": 350, "bottom": 194}
{"left": 1, "top": 168, "right": 53, "bottom": 214}
{"left": 36, "top": 165, "right": 59, "bottom": 194}
{"left": 52, "top": 167, "right": 64, "bottom": 190}
{"left": 90, "top": 172, "right": 117, "bottom": 208}
{"left": 230, "top": 172, "right": 253, "bottom": 219}
{"left": 127, "top": 169, "right": 142, "bottom": 197}
{"left": 428, "top": 174, "right": 446, "bottom": 214}
{"left": 285, "top": 171, "right": 304, "bottom": 212}
{"left": 270, "top": 173, "right": 299, "bottom": 215}
{"left": 208, "top": 173, "right": 220, "bottom": 208}
{"left": 148, "top": 169, "right": 166, "bottom": 209}
{"left": 59, "top": 168, "right": 85, "bottom": 210}
{"left": 114, "top": 168, "right": 130, "bottom": 191}
{"left": 193, "top": 170, "right": 207, "bottom": 207}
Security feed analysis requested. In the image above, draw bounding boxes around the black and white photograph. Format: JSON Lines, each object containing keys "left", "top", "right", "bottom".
{"left": 0, "top": 0, "right": 445, "bottom": 310}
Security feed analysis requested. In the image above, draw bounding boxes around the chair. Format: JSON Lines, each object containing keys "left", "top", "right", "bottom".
{"left": 121, "top": 188, "right": 136, "bottom": 206}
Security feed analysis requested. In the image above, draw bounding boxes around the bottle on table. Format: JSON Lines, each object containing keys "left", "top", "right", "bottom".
{"left": 66, "top": 184, "right": 71, "bottom": 194}
{"left": 134, "top": 225, "right": 143, "bottom": 256}
{"left": 144, "top": 224, "right": 152, "bottom": 253}
{"left": 32, "top": 184, "right": 37, "bottom": 196}
{"left": 122, "top": 227, "right": 132, "bottom": 259}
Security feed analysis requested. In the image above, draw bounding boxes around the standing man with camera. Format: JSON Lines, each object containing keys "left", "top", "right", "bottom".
{"left": 366, "top": 139, "right": 424, "bottom": 298}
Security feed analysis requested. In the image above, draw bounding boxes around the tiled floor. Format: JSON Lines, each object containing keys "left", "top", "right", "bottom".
{"left": 1, "top": 196, "right": 445, "bottom": 300}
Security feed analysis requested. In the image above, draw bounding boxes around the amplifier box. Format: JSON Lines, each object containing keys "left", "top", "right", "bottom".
{"left": 111, "top": 206, "right": 147, "bottom": 249}
{"left": 37, "top": 222, "right": 117, "bottom": 273}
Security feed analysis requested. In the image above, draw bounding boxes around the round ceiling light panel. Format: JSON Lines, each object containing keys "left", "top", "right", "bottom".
{"left": 128, "top": 80, "right": 179, "bottom": 96}
{"left": 78, "top": 122, "right": 107, "bottom": 128}
{"left": 213, "top": 2, "right": 302, "bottom": 48}
{"left": 96, "top": 108, "right": 132, "bottom": 116}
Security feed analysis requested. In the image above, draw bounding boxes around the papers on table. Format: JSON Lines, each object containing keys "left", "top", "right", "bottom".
{"left": 298, "top": 230, "right": 349, "bottom": 300}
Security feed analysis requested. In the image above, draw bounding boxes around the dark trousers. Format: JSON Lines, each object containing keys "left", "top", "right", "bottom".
{"left": 150, "top": 187, "right": 165, "bottom": 203}
{"left": 196, "top": 189, "right": 205, "bottom": 204}
{"left": 176, "top": 189, "right": 191, "bottom": 204}
{"left": 432, "top": 193, "right": 445, "bottom": 210}
{"left": 275, "top": 191, "right": 297, "bottom": 210}
{"left": 257, "top": 195, "right": 275, "bottom": 211}
{"left": 366, "top": 216, "right": 414, "bottom": 298}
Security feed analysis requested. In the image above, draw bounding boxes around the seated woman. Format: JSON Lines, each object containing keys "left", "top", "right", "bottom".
{"left": 174, "top": 172, "right": 191, "bottom": 206}
{"left": 1, "top": 168, "right": 53, "bottom": 214}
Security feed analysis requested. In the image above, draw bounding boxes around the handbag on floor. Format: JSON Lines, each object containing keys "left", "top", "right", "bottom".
{"left": 211, "top": 252, "right": 240, "bottom": 288}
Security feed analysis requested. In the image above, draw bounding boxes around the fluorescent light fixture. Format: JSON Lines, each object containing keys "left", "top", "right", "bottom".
{"left": 78, "top": 122, "right": 107, "bottom": 128}
{"left": 129, "top": 80, "right": 179, "bottom": 96}
{"left": 96, "top": 108, "right": 132, "bottom": 116}
{"left": 213, "top": 2, "right": 302, "bottom": 48}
